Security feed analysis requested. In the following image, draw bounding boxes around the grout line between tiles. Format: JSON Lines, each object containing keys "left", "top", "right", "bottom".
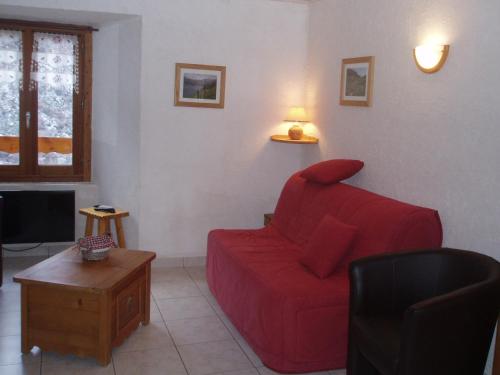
{"left": 219, "top": 316, "right": 259, "bottom": 369}
{"left": 158, "top": 301, "right": 191, "bottom": 375}
{"left": 151, "top": 293, "right": 202, "bottom": 300}
{"left": 202, "top": 364, "right": 257, "bottom": 375}
{"left": 174, "top": 336, "right": 242, "bottom": 349}
{"left": 162, "top": 266, "right": 259, "bottom": 375}
{"left": 184, "top": 266, "right": 261, "bottom": 372}
{"left": 171, "top": 344, "right": 191, "bottom": 375}
{"left": 151, "top": 289, "right": 193, "bottom": 374}
{"left": 39, "top": 350, "right": 43, "bottom": 375}
{"left": 111, "top": 352, "right": 117, "bottom": 375}
{"left": 184, "top": 266, "right": 206, "bottom": 295}
{"left": 151, "top": 267, "right": 205, "bottom": 301}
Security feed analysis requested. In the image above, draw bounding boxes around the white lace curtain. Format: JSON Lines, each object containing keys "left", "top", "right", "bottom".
{"left": 0, "top": 29, "right": 22, "bottom": 86}
{"left": 31, "top": 32, "right": 80, "bottom": 94}
{"left": 0, "top": 30, "right": 79, "bottom": 93}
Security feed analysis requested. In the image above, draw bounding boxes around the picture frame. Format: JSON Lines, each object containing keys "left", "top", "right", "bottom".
{"left": 175, "top": 63, "right": 226, "bottom": 109}
{"left": 339, "top": 56, "right": 374, "bottom": 107}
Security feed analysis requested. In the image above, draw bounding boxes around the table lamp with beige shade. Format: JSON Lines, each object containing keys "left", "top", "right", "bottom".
{"left": 270, "top": 107, "right": 318, "bottom": 144}
{"left": 284, "top": 106, "right": 309, "bottom": 140}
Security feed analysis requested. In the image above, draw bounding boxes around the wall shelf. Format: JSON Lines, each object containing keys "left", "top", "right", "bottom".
{"left": 270, "top": 135, "right": 319, "bottom": 144}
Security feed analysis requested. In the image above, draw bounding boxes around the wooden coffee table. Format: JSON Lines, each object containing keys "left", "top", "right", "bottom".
{"left": 13, "top": 247, "right": 156, "bottom": 365}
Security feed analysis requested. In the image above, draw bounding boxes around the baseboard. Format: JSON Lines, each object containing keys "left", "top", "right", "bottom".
{"left": 183, "top": 256, "right": 206, "bottom": 267}
{"left": 152, "top": 256, "right": 206, "bottom": 268}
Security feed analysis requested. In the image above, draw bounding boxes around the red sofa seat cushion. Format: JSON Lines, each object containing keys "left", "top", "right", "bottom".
{"left": 300, "top": 215, "right": 358, "bottom": 279}
{"left": 207, "top": 228, "right": 350, "bottom": 371}
{"left": 208, "top": 225, "right": 292, "bottom": 250}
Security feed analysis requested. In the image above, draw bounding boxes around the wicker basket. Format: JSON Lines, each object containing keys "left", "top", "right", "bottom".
{"left": 78, "top": 235, "right": 116, "bottom": 261}
{"left": 80, "top": 246, "right": 111, "bottom": 261}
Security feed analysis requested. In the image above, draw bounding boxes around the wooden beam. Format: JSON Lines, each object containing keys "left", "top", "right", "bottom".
{"left": 0, "top": 136, "right": 20, "bottom": 153}
{"left": 38, "top": 137, "right": 72, "bottom": 154}
{"left": 0, "top": 136, "right": 72, "bottom": 154}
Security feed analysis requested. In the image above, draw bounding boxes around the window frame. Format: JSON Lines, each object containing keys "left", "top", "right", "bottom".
{"left": 0, "top": 18, "right": 94, "bottom": 182}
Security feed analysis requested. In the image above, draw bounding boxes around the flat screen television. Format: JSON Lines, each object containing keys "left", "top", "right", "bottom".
{"left": 0, "top": 190, "right": 75, "bottom": 244}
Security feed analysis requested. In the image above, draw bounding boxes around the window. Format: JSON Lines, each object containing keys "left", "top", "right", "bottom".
{"left": 0, "top": 19, "right": 93, "bottom": 181}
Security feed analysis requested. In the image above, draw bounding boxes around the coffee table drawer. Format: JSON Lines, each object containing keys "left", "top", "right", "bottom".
{"left": 116, "top": 277, "right": 143, "bottom": 334}
{"left": 28, "top": 285, "right": 100, "bottom": 312}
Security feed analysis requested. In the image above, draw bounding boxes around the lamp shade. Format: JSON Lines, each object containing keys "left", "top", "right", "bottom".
{"left": 285, "top": 107, "right": 309, "bottom": 122}
{"left": 413, "top": 44, "right": 450, "bottom": 73}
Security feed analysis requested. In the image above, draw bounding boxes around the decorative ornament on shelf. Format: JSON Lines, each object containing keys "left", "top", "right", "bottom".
{"left": 285, "top": 107, "right": 308, "bottom": 140}
{"left": 270, "top": 107, "right": 318, "bottom": 144}
{"left": 288, "top": 124, "right": 303, "bottom": 140}
{"left": 413, "top": 44, "right": 450, "bottom": 73}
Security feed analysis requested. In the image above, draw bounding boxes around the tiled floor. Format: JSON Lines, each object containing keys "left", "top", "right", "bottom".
{"left": 0, "top": 256, "right": 347, "bottom": 375}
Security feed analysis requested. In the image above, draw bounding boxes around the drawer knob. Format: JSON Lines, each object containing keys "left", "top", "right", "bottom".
{"left": 127, "top": 296, "right": 133, "bottom": 312}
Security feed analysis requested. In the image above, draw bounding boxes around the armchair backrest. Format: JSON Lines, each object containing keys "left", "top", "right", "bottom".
{"left": 348, "top": 248, "right": 500, "bottom": 375}
{"left": 392, "top": 249, "right": 500, "bottom": 312}
{"left": 399, "top": 249, "right": 500, "bottom": 375}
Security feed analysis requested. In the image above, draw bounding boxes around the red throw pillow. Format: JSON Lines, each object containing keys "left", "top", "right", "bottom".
{"left": 301, "top": 159, "right": 364, "bottom": 184}
{"left": 300, "top": 215, "right": 358, "bottom": 279}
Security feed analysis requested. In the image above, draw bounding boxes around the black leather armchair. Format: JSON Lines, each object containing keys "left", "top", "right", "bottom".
{"left": 347, "top": 248, "right": 500, "bottom": 375}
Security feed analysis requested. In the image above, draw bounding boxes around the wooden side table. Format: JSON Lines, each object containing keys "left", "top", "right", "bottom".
{"left": 79, "top": 208, "right": 129, "bottom": 248}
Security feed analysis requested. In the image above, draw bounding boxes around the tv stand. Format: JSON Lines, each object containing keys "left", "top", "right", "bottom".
{"left": 0, "top": 190, "right": 74, "bottom": 245}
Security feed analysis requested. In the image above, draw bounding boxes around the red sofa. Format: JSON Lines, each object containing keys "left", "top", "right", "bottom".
{"left": 206, "top": 160, "right": 442, "bottom": 373}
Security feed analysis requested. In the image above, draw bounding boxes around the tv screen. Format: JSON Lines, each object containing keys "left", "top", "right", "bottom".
{"left": 0, "top": 190, "right": 75, "bottom": 244}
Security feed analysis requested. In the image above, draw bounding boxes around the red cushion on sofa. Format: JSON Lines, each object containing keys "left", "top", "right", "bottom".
{"left": 300, "top": 215, "right": 358, "bottom": 279}
{"left": 301, "top": 159, "right": 364, "bottom": 184}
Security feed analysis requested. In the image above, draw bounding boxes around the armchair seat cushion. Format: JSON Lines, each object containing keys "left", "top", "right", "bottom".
{"left": 351, "top": 315, "right": 403, "bottom": 375}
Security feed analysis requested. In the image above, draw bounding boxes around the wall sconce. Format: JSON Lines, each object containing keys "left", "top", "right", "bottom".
{"left": 284, "top": 107, "right": 309, "bottom": 140}
{"left": 413, "top": 44, "right": 450, "bottom": 73}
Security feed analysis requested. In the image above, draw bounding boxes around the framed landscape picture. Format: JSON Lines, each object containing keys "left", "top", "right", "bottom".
{"left": 175, "top": 63, "right": 226, "bottom": 108}
{"left": 340, "top": 56, "right": 374, "bottom": 107}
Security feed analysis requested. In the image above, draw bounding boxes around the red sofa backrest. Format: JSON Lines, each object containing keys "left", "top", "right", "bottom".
{"left": 273, "top": 172, "right": 443, "bottom": 263}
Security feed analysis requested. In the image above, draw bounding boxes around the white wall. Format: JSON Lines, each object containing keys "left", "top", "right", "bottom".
{"left": 93, "top": 16, "right": 142, "bottom": 249}
{"left": 307, "top": 0, "right": 500, "bottom": 261}
{"left": 0, "top": 0, "right": 310, "bottom": 258}
{"left": 137, "top": 0, "right": 310, "bottom": 257}
{"left": 307, "top": 1, "right": 500, "bottom": 373}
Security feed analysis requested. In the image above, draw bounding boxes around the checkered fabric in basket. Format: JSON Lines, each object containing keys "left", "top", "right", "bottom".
{"left": 81, "top": 234, "right": 116, "bottom": 250}
{"left": 78, "top": 235, "right": 116, "bottom": 261}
